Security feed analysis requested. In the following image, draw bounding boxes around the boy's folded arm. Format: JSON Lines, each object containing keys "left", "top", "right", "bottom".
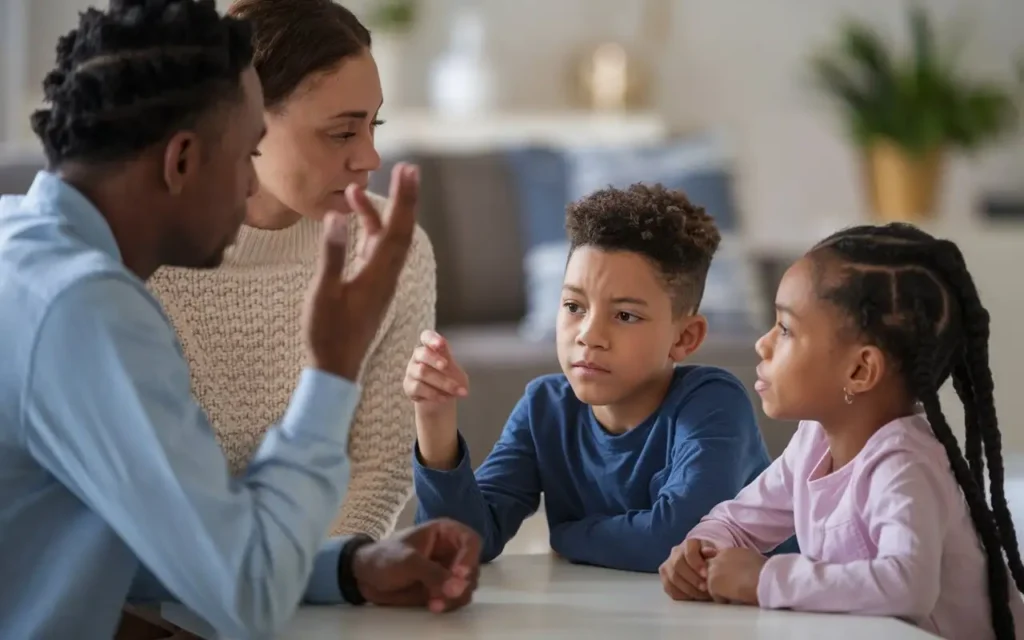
{"left": 757, "top": 450, "right": 947, "bottom": 620}
{"left": 551, "top": 385, "right": 781, "bottom": 573}
{"left": 687, "top": 436, "right": 801, "bottom": 553}
{"left": 550, "top": 435, "right": 754, "bottom": 573}
{"left": 412, "top": 397, "right": 542, "bottom": 562}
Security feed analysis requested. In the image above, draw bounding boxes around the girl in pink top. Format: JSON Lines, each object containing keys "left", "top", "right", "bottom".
{"left": 659, "top": 224, "right": 1024, "bottom": 639}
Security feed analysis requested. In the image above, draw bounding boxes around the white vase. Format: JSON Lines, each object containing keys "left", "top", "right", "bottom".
{"left": 427, "top": 6, "right": 495, "bottom": 117}
{"left": 372, "top": 32, "right": 407, "bottom": 109}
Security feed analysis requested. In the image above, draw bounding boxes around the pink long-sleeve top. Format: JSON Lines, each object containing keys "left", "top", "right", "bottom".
{"left": 687, "top": 415, "right": 1024, "bottom": 640}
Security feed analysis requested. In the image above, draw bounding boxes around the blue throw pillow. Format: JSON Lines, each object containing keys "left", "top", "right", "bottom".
{"left": 504, "top": 147, "right": 573, "bottom": 341}
{"left": 506, "top": 136, "right": 759, "bottom": 343}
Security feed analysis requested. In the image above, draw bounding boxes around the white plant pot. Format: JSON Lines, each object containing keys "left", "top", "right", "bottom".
{"left": 426, "top": 6, "right": 495, "bottom": 117}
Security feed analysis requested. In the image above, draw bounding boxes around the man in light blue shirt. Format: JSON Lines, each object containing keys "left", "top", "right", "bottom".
{"left": 0, "top": 2, "right": 479, "bottom": 638}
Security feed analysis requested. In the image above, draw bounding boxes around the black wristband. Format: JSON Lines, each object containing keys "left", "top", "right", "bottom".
{"left": 337, "top": 534, "right": 374, "bottom": 605}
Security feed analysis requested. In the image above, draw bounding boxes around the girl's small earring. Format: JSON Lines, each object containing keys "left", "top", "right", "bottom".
{"left": 843, "top": 388, "right": 855, "bottom": 405}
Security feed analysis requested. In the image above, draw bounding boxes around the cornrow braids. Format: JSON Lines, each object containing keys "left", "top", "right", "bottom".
{"left": 809, "top": 222, "right": 1024, "bottom": 639}
{"left": 31, "top": 0, "right": 254, "bottom": 167}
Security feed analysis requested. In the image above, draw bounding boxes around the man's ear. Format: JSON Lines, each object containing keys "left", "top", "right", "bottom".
{"left": 668, "top": 314, "right": 707, "bottom": 363}
{"left": 161, "top": 131, "right": 201, "bottom": 195}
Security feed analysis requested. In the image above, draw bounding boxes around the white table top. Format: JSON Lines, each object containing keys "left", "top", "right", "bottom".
{"left": 164, "top": 554, "right": 935, "bottom": 639}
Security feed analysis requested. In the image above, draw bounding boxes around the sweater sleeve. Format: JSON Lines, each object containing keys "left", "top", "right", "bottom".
{"left": 330, "top": 224, "right": 436, "bottom": 539}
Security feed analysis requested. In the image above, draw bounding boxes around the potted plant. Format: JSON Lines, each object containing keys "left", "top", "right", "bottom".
{"left": 366, "top": 0, "right": 418, "bottom": 109}
{"left": 810, "top": 5, "right": 1021, "bottom": 222}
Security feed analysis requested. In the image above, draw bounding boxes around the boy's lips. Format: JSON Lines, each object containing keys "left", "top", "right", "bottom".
{"left": 571, "top": 361, "right": 610, "bottom": 374}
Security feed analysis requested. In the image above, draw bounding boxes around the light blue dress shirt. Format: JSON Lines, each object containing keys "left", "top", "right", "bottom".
{"left": 0, "top": 172, "right": 360, "bottom": 639}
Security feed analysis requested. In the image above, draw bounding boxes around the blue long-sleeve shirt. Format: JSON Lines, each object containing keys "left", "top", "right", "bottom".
{"left": 0, "top": 172, "right": 358, "bottom": 639}
{"left": 413, "top": 365, "right": 774, "bottom": 573}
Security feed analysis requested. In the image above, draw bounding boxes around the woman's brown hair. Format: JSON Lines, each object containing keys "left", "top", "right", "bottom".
{"left": 227, "top": 0, "right": 371, "bottom": 110}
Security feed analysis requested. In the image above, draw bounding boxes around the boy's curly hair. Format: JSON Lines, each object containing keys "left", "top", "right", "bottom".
{"left": 565, "top": 183, "right": 722, "bottom": 315}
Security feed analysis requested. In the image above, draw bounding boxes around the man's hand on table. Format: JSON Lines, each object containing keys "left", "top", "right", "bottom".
{"left": 350, "top": 519, "right": 482, "bottom": 613}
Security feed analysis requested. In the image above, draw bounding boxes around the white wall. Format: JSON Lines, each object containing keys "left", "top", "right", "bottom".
{"left": 11, "top": 0, "right": 1023, "bottom": 239}
{"left": 4, "top": 0, "right": 1022, "bottom": 446}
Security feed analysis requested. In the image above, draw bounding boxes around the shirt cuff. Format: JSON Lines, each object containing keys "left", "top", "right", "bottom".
{"left": 412, "top": 432, "right": 472, "bottom": 477}
{"left": 756, "top": 553, "right": 789, "bottom": 609}
{"left": 304, "top": 536, "right": 349, "bottom": 604}
{"left": 411, "top": 433, "right": 478, "bottom": 520}
{"left": 279, "top": 368, "right": 361, "bottom": 445}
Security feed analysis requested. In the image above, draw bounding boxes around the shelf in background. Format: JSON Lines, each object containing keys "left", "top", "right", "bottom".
{"left": 373, "top": 109, "right": 670, "bottom": 155}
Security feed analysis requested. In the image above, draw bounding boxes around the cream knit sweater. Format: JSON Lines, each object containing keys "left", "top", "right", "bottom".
{"left": 148, "top": 193, "right": 435, "bottom": 539}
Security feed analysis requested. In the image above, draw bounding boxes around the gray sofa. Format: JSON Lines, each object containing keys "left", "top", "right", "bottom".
{"left": 0, "top": 146, "right": 47, "bottom": 195}
{"left": 0, "top": 145, "right": 798, "bottom": 533}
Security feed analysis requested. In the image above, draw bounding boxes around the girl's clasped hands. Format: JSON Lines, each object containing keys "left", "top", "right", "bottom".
{"left": 659, "top": 539, "right": 768, "bottom": 606}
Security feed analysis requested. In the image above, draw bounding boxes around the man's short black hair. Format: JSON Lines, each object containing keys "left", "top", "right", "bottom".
{"left": 31, "top": 0, "right": 254, "bottom": 168}
{"left": 566, "top": 183, "right": 722, "bottom": 314}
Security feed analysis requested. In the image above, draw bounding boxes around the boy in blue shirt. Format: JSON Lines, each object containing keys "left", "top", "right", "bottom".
{"left": 404, "top": 183, "right": 772, "bottom": 573}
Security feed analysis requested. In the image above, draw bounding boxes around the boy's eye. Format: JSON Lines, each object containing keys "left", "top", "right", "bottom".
{"left": 776, "top": 322, "right": 790, "bottom": 337}
{"left": 617, "top": 311, "right": 640, "bottom": 323}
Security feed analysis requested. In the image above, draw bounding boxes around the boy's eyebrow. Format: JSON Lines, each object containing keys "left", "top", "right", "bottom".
{"left": 613, "top": 296, "right": 648, "bottom": 306}
{"left": 562, "top": 285, "right": 648, "bottom": 306}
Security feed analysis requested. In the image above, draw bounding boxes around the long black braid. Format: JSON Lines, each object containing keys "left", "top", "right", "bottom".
{"left": 31, "top": 0, "right": 253, "bottom": 167}
{"left": 809, "top": 222, "right": 1024, "bottom": 639}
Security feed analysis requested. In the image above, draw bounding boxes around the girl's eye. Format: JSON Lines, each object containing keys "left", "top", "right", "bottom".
{"left": 777, "top": 322, "right": 790, "bottom": 337}
{"left": 563, "top": 301, "right": 582, "bottom": 314}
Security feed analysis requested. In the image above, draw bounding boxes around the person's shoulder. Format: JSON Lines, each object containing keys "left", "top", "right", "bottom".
{"left": 657, "top": 365, "right": 761, "bottom": 438}
{"left": 847, "top": 415, "right": 963, "bottom": 513}
{"left": 5, "top": 254, "right": 166, "bottom": 397}
{"left": 854, "top": 414, "right": 950, "bottom": 479}
{"left": 0, "top": 207, "right": 138, "bottom": 319}
{"left": 667, "top": 365, "right": 752, "bottom": 410}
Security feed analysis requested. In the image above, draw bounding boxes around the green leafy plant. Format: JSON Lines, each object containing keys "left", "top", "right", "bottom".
{"left": 367, "top": 0, "right": 417, "bottom": 33}
{"left": 810, "top": 5, "right": 1021, "bottom": 156}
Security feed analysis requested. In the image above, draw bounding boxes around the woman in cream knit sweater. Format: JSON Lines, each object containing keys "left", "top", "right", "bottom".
{"left": 148, "top": 0, "right": 432, "bottom": 540}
